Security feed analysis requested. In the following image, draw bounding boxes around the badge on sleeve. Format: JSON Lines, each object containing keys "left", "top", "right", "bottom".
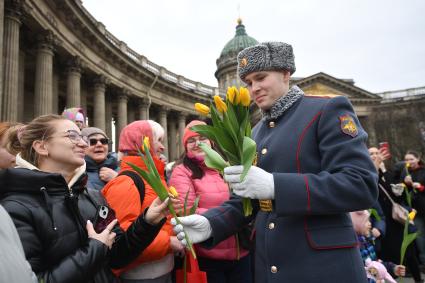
{"left": 339, "top": 114, "right": 358, "bottom": 137}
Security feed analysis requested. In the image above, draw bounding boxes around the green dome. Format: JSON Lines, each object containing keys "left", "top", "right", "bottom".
{"left": 219, "top": 19, "right": 258, "bottom": 58}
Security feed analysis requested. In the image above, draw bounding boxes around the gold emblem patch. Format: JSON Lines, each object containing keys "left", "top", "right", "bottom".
{"left": 339, "top": 114, "right": 358, "bottom": 137}
{"left": 239, "top": 57, "right": 248, "bottom": 67}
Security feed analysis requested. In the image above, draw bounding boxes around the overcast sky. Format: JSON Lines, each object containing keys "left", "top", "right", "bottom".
{"left": 83, "top": 0, "right": 425, "bottom": 93}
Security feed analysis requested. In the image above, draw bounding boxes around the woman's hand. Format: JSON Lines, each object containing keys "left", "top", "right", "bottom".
{"left": 404, "top": 175, "right": 413, "bottom": 186}
{"left": 86, "top": 219, "right": 117, "bottom": 249}
{"left": 99, "top": 167, "right": 118, "bottom": 182}
{"left": 170, "top": 236, "right": 185, "bottom": 253}
{"left": 145, "top": 197, "right": 170, "bottom": 225}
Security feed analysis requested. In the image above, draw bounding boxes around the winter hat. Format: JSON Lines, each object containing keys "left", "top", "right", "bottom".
{"left": 237, "top": 42, "right": 296, "bottom": 81}
{"left": 118, "top": 120, "right": 154, "bottom": 153}
{"left": 62, "top": 107, "right": 85, "bottom": 122}
{"left": 183, "top": 120, "right": 206, "bottom": 148}
{"left": 81, "top": 127, "right": 108, "bottom": 139}
{"left": 350, "top": 210, "right": 370, "bottom": 234}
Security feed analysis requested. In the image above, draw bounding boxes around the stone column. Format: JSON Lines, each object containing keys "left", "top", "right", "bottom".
{"left": 158, "top": 106, "right": 169, "bottom": 158}
{"left": 34, "top": 30, "right": 57, "bottom": 116}
{"left": 168, "top": 115, "right": 177, "bottom": 161}
{"left": 52, "top": 71, "right": 59, "bottom": 114}
{"left": 0, "top": 0, "right": 5, "bottom": 118}
{"left": 17, "top": 49, "right": 25, "bottom": 121}
{"left": 2, "top": 2, "right": 22, "bottom": 121}
{"left": 92, "top": 75, "right": 109, "bottom": 131}
{"left": 105, "top": 93, "right": 112, "bottom": 140}
{"left": 65, "top": 56, "right": 82, "bottom": 108}
{"left": 178, "top": 112, "right": 187, "bottom": 156}
{"left": 138, "top": 97, "right": 149, "bottom": 120}
{"left": 116, "top": 91, "right": 128, "bottom": 142}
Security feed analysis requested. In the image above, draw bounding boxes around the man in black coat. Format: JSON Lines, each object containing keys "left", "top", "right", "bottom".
{"left": 173, "top": 42, "right": 378, "bottom": 282}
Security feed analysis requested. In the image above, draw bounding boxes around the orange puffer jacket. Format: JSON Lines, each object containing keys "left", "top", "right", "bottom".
{"left": 102, "top": 155, "right": 173, "bottom": 276}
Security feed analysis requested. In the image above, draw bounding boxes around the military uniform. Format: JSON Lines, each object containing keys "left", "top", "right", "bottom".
{"left": 203, "top": 92, "right": 378, "bottom": 282}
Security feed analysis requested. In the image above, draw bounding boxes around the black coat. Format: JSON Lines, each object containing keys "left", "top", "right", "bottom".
{"left": 0, "top": 168, "right": 165, "bottom": 283}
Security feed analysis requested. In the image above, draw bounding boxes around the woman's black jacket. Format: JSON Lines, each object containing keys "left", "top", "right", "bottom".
{"left": 0, "top": 168, "right": 165, "bottom": 283}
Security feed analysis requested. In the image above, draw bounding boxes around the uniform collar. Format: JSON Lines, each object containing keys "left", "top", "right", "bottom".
{"left": 263, "top": 85, "right": 304, "bottom": 121}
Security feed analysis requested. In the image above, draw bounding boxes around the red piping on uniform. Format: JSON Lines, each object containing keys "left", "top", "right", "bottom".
{"left": 296, "top": 111, "right": 322, "bottom": 173}
{"left": 296, "top": 111, "right": 322, "bottom": 212}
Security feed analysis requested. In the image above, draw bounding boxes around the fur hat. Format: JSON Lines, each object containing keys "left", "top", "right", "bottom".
{"left": 183, "top": 120, "right": 206, "bottom": 148}
{"left": 237, "top": 42, "right": 296, "bottom": 81}
{"left": 81, "top": 127, "right": 108, "bottom": 139}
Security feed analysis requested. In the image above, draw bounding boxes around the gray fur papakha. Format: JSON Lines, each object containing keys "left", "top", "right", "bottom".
{"left": 237, "top": 42, "right": 296, "bottom": 80}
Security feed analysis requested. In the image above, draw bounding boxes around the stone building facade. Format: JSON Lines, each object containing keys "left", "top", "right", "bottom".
{"left": 0, "top": 0, "right": 220, "bottom": 161}
{"left": 0, "top": 1, "right": 423, "bottom": 162}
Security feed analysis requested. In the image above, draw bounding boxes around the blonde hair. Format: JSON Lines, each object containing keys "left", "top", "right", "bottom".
{"left": 3, "top": 123, "right": 25, "bottom": 155}
{"left": 19, "top": 114, "right": 67, "bottom": 166}
{"left": 148, "top": 120, "right": 164, "bottom": 143}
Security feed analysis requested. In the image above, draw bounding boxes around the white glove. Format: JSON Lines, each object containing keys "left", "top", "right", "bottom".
{"left": 224, "top": 165, "right": 275, "bottom": 200}
{"left": 171, "top": 215, "right": 212, "bottom": 246}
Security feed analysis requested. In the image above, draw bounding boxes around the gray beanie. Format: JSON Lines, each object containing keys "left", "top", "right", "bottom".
{"left": 81, "top": 127, "right": 108, "bottom": 139}
{"left": 237, "top": 42, "right": 296, "bottom": 80}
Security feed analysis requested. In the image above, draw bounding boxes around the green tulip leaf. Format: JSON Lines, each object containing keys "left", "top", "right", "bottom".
{"left": 198, "top": 143, "right": 229, "bottom": 173}
{"left": 240, "top": 137, "right": 257, "bottom": 181}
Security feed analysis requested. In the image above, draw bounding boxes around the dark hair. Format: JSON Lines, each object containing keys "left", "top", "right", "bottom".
{"left": 406, "top": 150, "right": 424, "bottom": 166}
{"left": 174, "top": 153, "right": 205, "bottom": 179}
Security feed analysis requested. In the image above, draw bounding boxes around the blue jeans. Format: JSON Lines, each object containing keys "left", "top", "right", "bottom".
{"left": 197, "top": 254, "right": 252, "bottom": 283}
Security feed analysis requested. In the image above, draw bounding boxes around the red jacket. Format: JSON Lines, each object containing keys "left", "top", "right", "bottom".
{"left": 102, "top": 155, "right": 173, "bottom": 275}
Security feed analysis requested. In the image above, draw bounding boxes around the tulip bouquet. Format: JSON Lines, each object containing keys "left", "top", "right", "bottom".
{"left": 192, "top": 86, "right": 257, "bottom": 216}
{"left": 126, "top": 137, "right": 197, "bottom": 258}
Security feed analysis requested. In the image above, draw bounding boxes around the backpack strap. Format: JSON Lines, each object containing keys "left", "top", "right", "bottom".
{"left": 118, "top": 170, "right": 145, "bottom": 206}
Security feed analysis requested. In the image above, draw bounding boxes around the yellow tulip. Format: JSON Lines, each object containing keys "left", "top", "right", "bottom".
{"left": 169, "top": 186, "right": 179, "bottom": 198}
{"left": 239, "top": 87, "right": 251, "bottom": 106}
{"left": 214, "top": 95, "right": 227, "bottom": 113}
{"left": 226, "top": 86, "right": 238, "bottom": 104}
{"left": 406, "top": 162, "right": 410, "bottom": 168}
{"left": 409, "top": 210, "right": 417, "bottom": 221}
{"left": 143, "top": 136, "right": 150, "bottom": 150}
{"left": 194, "top": 103, "right": 210, "bottom": 116}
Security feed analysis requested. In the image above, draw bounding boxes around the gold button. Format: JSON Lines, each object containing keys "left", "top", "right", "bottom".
{"left": 271, "top": 266, "right": 278, "bottom": 273}
{"left": 261, "top": 148, "right": 267, "bottom": 155}
{"left": 269, "top": 121, "right": 275, "bottom": 128}
{"left": 268, "top": 222, "right": 275, "bottom": 229}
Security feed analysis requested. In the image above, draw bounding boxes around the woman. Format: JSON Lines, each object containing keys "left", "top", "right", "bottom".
{"left": 0, "top": 114, "right": 170, "bottom": 283}
{"left": 402, "top": 150, "right": 425, "bottom": 268}
{"left": 0, "top": 122, "right": 22, "bottom": 168}
{"left": 102, "top": 120, "right": 184, "bottom": 283}
{"left": 81, "top": 127, "right": 118, "bottom": 190}
{"left": 369, "top": 147, "right": 423, "bottom": 283}
{"left": 169, "top": 120, "right": 252, "bottom": 283}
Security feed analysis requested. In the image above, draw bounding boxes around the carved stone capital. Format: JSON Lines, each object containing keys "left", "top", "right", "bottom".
{"left": 66, "top": 56, "right": 84, "bottom": 74}
{"left": 93, "top": 75, "right": 110, "bottom": 89}
{"left": 5, "top": 0, "right": 25, "bottom": 22}
{"left": 36, "top": 30, "right": 61, "bottom": 52}
{"left": 139, "top": 97, "right": 150, "bottom": 106}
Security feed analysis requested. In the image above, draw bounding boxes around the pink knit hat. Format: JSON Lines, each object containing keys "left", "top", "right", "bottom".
{"left": 118, "top": 121, "right": 154, "bottom": 153}
{"left": 182, "top": 120, "right": 206, "bottom": 148}
{"left": 350, "top": 210, "right": 370, "bottom": 234}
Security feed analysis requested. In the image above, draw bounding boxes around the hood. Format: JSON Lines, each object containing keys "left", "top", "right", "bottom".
{"left": 85, "top": 153, "right": 118, "bottom": 172}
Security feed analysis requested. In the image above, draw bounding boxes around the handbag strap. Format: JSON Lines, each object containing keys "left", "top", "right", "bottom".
{"left": 378, "top": 183, "right": 396, "bottom": 205}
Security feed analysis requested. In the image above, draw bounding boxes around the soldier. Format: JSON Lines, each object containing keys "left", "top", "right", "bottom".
{"left": 172, "top": 42, "right": 378, "bottom": 282}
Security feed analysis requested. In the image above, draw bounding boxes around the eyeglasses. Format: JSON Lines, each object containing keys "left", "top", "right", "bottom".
{"left": 49, "top": 130, "right": 88, "bottom": 144}
{"left": 186, "top": 136, "right": 209, "bottom": 145}
{"left": 89, "top": 138, "right": 109, "bottom": 146}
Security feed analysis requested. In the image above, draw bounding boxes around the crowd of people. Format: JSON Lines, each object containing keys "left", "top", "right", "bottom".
{"left": 0, "top": 42, "right": 424, "bottom": 283}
